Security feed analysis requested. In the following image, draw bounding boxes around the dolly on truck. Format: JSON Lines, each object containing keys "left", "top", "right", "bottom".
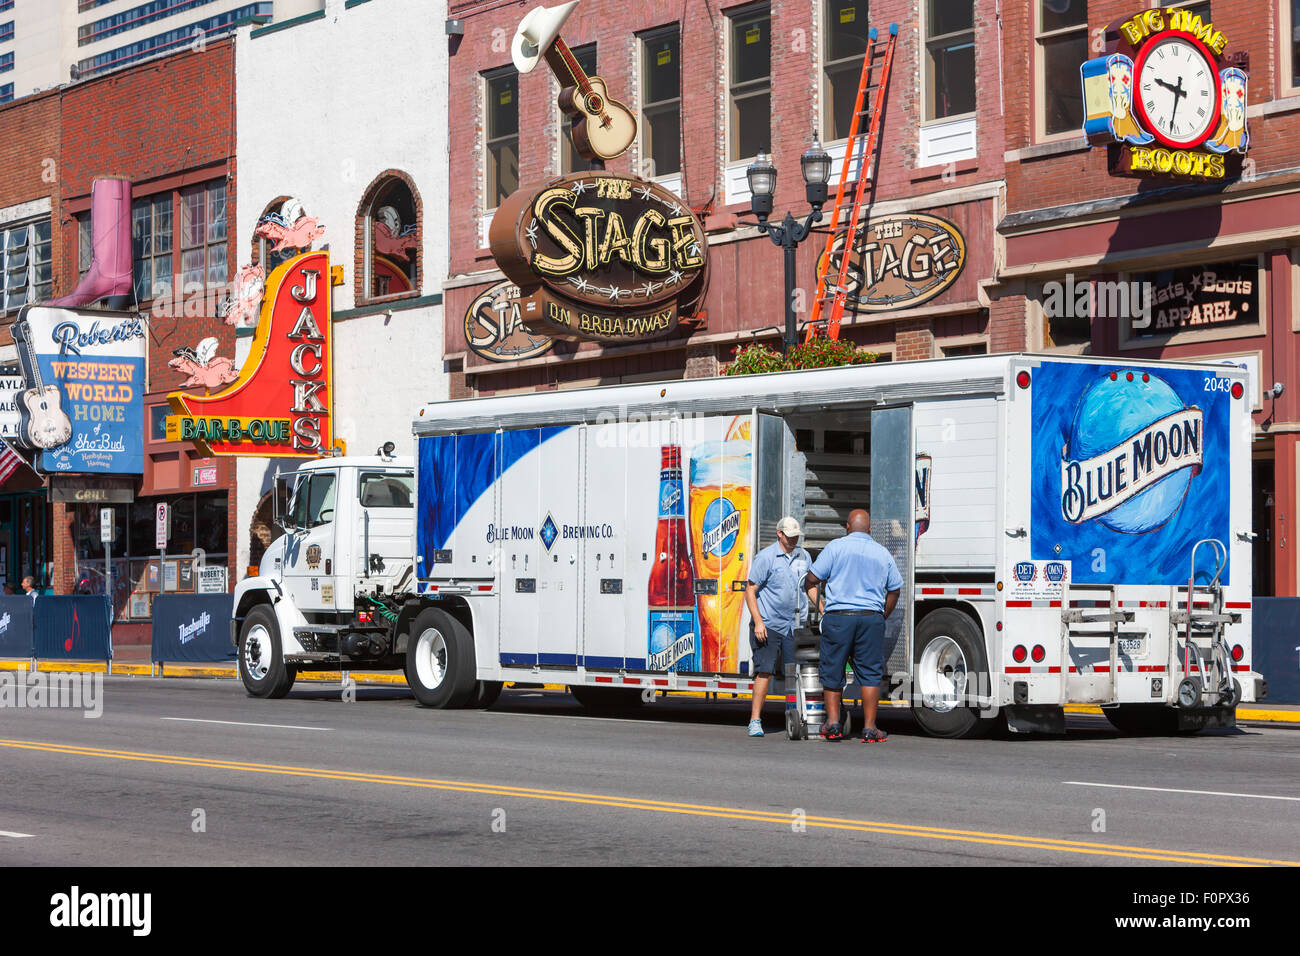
{"left": 232, "top": 353, "right": 1263, "bottom": 737}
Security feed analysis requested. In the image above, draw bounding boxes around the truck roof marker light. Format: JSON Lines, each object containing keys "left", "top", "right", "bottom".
{"left": 1016, "top": 370, "right": 1031, "bottom": 389}
{"left": 1142, "top": 373, "right": 1150, "bottom": 382}
{"left": 1012, "top": 645, "right": 1027, "bottom": 663}
{"left": 1031, "top": 644, "right": 1045, "bottom": 663}
{"left": 660, "top": 388, "right": 667, "bottom": 397}
{"left": 1232, "top": 644, "right": 1244, "bottom": 661}
{"left": 1110, "top": 371, "right": 1117, "bottom": 380}
{"left": 996, "top": 581, "right": 1003, "bottom": 591}
{"left": 996, "top": 620, "right": 1003, "bottom": 631}
{"left": 1231, "top": 382, "right": 1244, "bottom": 399}
{"left": 1126, "top": 372, "right": 1134, "bottom": 382}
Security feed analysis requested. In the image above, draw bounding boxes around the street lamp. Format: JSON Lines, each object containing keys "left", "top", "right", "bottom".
{"left": 747, "top": 133, "right": 832, "bottom": 351}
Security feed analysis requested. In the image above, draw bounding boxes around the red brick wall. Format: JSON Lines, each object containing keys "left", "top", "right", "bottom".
{"left": 0, "top": 90, "right": 63, "bottom": 349}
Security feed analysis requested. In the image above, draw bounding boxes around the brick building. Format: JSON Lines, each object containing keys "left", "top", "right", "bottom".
{"left": 991, "top": 0, "right": 1300, "bottom": 596}
{"left": 443, "top": 0, "right": 1010, "bottom": 393}
{"left": 0, "top": 38, "right": 239, "bottom": 635}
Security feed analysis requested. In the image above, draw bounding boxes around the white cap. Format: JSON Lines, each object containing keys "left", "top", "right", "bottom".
{"left": 776, "top": 516, "right": 802, "bottom": 538}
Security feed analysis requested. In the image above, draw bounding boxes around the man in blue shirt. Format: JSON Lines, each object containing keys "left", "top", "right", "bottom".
{"left": 803, "top": 509, "right": 902, "bottom": 743}
{"left": 743, "top": 516, "right": 812, "bottom": 736}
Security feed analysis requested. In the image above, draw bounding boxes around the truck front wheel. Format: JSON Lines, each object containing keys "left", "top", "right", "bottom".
{"left": 405, "top": 607, "right": 477, "bottom": 708}
{"left": 911, "top": 608, "right": 995, "bottom": 738}
{"left": 238, "top": 605, "right": 296, "bottom": 699}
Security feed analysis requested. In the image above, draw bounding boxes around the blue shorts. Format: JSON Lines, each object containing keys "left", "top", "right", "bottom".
{"left": 819, "top": 612, "right": 885, "bottom": 691}
{"left": 749, "top": 625, "right": 795, "bottom": 677}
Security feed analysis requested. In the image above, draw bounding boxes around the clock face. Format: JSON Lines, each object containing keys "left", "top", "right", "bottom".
{"left": 1134, "top": 33, "right": 1222, "bottom": 149}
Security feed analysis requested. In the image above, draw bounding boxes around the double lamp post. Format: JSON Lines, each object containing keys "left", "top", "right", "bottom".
{"left": 745, "top": 134, "right": 832, "bottom": 351}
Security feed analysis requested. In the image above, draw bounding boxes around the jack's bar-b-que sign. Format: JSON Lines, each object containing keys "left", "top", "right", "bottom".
{"left": 489, "top": 172, "right": 708, "bottom": 343}
{"left": 167, "top": 251, "right": 335, "bottom": 457}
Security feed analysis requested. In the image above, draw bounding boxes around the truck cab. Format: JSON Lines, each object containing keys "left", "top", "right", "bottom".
{"left": 231, "top": 454, "right": 415, "bottom": 696}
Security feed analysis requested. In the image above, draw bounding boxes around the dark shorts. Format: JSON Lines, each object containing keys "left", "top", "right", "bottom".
{"left": 749, "top": 625, "right": 795, "bottom": 677}
{"left": 819, "top": 613, "right": 885, "bottom": 691}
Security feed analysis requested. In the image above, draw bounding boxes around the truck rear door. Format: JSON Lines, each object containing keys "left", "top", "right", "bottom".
{"left": 870, "top": 404, "right": 915, "bottom": 681}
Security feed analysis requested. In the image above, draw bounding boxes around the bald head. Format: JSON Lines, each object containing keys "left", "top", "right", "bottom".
{"left": 847, "top": 510, "right": 871, "bottom": 534}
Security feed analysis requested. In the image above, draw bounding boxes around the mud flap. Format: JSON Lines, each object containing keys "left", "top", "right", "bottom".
{"left": 1177, "top": 706, "right": 1237, "bottom": 731}
{"left": 1003, "top": 705, "right": 1066, "bottom": 735}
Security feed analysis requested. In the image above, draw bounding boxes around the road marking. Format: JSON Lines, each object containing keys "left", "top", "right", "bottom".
{"left": 0, "top": 738, "right": 1293, "bottom": 866}
{"left": 0, "top": 831, "right": 33, "bottom": 838}
{"left": 160, "top": 718, "right": 331, "bottom": 732}
{"left": 1065, "top": 781, "right": 1300, "bottom": 802}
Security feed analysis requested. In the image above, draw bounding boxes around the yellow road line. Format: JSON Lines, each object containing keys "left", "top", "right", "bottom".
{"left": 1, "top": 737, "right": 1293, "bottom": 866}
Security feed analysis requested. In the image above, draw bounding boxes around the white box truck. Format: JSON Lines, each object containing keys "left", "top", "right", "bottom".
{"left": 232, "top": 353, "right": 1262, "bottom": 736}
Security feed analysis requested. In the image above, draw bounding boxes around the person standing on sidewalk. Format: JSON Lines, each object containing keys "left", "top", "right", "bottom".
{"left": 743, "top": 516, "right": 813, "bottom": 736}
{"left": 803, "top": 509, "right": 901, "bottom": 743}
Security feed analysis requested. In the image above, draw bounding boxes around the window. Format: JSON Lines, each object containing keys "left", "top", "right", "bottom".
{"left": 292, "top": 472, "right": 336, "bottom": 528}
{"left": 359, "top": 472, "right": 414, "bottom": 509}
{"left": 254, "top": 196, "right": 302, "bottom": 277}
{"left": 0, "top": 22, "right": 12, "bottom": 43}
{"left": 0, "top": 2, "right": 12, "bottom": 12}
{"left": 0, "top": 82, "right": 11, "bottom": 104}
{"left": 2, "top": 219, "right": 53, "bottom": 314}
{"left": 824, "top": 1, "right": 871, "bottom": 140}
{"left": 925, "top": 1, "right": 975, "bottom": 120}
{"left": 641, "top": 26, "right": 681, "bottom": 178}
{"left": 1288, "top": 0, "right": 1300, "bottom": 92}
{"left": 561, "top": 44, "right": 598, "bottom": 173}
{"left": 1036, "top": 0, "right": 1088, "bottom": 137}
{"left": 0, "top": 52, "right": 12, "bottom": 73}
{"left": 1157, "top": 1, "right": 1211, "bottom": 25}
{"left": 179, "top": 182, "right": 227, "bottom": 292}
{"left": 728, "top": 5, "right": 771, "bottom": 161}
{"left": 939, "top": 340, "right": 987, "bottom": 356}
{"left": 485, "top": 68, "right": 519, "bottom": 210}
{"left": 78, "top": 0, "right": 222, "bottom": 46}
{"left": 360, "top": 175, "right": 420, "bottom": 300}
{"left": 131, "top": 193, "right": 173, "bottom": 303}
{"left": 75, "top": 3, "right": 270, "bottom": 79}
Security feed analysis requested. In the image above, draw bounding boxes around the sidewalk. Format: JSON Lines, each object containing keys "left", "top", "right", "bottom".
{"left": 1, "top": 653, "right": 1297, "bottom": 724}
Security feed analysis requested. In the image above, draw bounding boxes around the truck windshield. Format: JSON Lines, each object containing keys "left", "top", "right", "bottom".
{"left": 359, "top": 471, "right": 414, "bottom": 508}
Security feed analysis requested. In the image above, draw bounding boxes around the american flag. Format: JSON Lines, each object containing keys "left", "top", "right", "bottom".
{"left": 0, "top": 437, "right": 29, "bottom": 485}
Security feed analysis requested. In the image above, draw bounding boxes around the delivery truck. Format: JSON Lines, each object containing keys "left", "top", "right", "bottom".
{"left": 231, "top": 353, "right": 1262, "bottom": 736}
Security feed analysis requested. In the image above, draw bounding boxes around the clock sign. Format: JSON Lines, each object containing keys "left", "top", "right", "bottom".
{"left": 1079, "top": 7, "right": 1249, "bottom": 181}
{"left": 1133, "top": 32, "right": 1221, "bottom": 150}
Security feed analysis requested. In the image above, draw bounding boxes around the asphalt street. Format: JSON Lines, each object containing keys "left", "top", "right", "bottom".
{"left": 0, "top": 678, "right": 1297, "bottom": 867}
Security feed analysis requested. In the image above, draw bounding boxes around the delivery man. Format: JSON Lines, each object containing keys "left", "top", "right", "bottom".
{"left": 743, "top": 516, "right": 812, "bottom": 736}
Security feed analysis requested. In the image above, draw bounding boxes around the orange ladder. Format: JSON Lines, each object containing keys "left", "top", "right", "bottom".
{"left": 806, "top": 22, "right": 898, "bottom": 342}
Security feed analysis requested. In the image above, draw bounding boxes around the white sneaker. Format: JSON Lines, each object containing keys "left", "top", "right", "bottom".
{"left": 747, "top": 719, "right": 764, "bottom": 737}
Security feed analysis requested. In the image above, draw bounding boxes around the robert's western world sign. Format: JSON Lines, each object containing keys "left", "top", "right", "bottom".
{"left": 489, "top": 172, "right": 709, "bottom": 344}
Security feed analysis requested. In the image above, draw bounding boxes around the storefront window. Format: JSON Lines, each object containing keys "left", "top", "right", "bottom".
{"left": 1036, "top": 0, "right": 1088, "bottom": 137}
{"left": 561, "top": 44, "right": 599, "bottom": 174}
{"left": 824, "top": 1, "right": 871, "bottom": 141}
{"left": 925, "top": 0, "right": 976, "bottom": 120}
{"left": 485, "top": 67, "right": 519, "bottom": 210}
{"left": 73, "top": 492, "right": 229, "bottom": 619}
{"left": 728, "top": 4, "right": 771, "bottom": 161}
{"left": 641, "top": 26, "right": 681, "bottom": 177}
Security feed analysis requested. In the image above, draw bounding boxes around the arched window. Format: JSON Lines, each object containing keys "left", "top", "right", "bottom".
{"left": 357, "top": 172, "right": 421, "bottom": 302}
{"left": 253, "top": 195, "right": 324, "bottom": 277}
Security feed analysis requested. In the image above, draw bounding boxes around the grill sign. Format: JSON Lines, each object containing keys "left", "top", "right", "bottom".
{"left": 489, "top": 172, "right": 708, "bottom": 343}
{"left": 463, "top": 280, "right": 553, "bottom": 363}
{"left": 815, "top": 214, "right": 966, "bottom": 313}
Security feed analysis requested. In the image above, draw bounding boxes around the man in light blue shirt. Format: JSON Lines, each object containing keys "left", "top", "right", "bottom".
{"left": 743, "top": 516, "right": 812, "bottom": 737}
{"left": 803, "top": 509, "right": 902, "bottom": 743}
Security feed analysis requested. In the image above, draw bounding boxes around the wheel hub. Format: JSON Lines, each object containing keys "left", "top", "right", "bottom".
{"left": 917, "top": 635, "right": 968, "bottom": 713}
{"left": 244, "top": 625, "right": 271, "bottom": 681}
{"left": 414, "top": 628, "right": 448, "bottom": 690}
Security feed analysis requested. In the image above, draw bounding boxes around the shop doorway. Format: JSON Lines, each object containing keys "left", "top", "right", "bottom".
{"left": 0, "top": 492, "right": 51, "bottom": 591}
{"left": 1253, "top": 459, "right": 1273, "bottom": 597}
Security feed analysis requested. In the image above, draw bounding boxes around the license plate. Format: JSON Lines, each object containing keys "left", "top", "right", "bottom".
{"left": 1118, "top": 636, "right": 1145, "bottom": 656}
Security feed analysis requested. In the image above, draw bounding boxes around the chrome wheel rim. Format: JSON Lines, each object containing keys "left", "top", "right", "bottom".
{"left": 918, "top": 636, "right": 968, "bottom": 713}
{"left": 415, "top": 627, "right": 448, "bottom": 690}
{"left": 244, "top": 624, "right": 272, "bottom": 682}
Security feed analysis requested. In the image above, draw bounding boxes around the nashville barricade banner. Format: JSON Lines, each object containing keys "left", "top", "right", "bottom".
{"left": 32, "top": 595, "right": 112, "bottom": 661}
{"left": 150, "top": 594, "right": 235, "bottom": 663}
{"left": 0, "top": 596, "right": 34, "bottom": 658}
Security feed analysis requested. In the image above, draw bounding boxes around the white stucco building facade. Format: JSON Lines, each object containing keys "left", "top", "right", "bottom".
{"left": 232, "top": 0, "right": 449, "bottom": 573}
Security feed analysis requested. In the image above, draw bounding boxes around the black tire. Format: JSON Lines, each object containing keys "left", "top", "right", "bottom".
{"left": 1103, "top": 704, "right": 1186, "bottom": 736}
{"left": 911, "top": 608, "right": 995, "bottom": 739}
{"left": 469, "top": 680, "right": 504, "bottom": 709}
{"left": 238, "top": 605, "right": 297, "bottom": 699}
{"left": 569, "top": 684, "right": 646, "bottom": 712}
{"left": 405, "top": 607, "right": 477, "bottom": 708}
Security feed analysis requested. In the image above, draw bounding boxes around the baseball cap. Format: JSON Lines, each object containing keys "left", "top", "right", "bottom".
{"left": 776, "top": 516, "right": 802, "bottom": 537}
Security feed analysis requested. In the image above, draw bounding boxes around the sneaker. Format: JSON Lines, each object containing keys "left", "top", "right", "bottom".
{"left": 820, "top": 722, "right": 844, "bottom": 741}
{"left": 747, "top": 719, "right": 764, "bottom": 737}
{"left": 861, "top": 727, "right": 888, "bottom": 744}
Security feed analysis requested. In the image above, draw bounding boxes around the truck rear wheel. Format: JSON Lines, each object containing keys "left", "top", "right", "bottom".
{"left": 911, "top": 608, "right": 994, "bottom": 738}
{"left": 238, "top": 605, "right": 296, "bottom": 699}
{"left": 405, "top": 607, "right": 477, "bottom": 708}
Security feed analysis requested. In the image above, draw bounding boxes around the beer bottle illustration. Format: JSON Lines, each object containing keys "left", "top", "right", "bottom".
{"left": 647, "top": 445, "right": 698, "bottom": 671}
{"left": 689, "top": 434, "right": 753, "bottom": 673}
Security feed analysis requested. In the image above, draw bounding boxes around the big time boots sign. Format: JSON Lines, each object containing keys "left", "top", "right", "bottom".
{"left": 167, "top": 251, "right": 336, "bottom": 457}
{"left": 489, "top": 172, "right": 709, "bottom": 343}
